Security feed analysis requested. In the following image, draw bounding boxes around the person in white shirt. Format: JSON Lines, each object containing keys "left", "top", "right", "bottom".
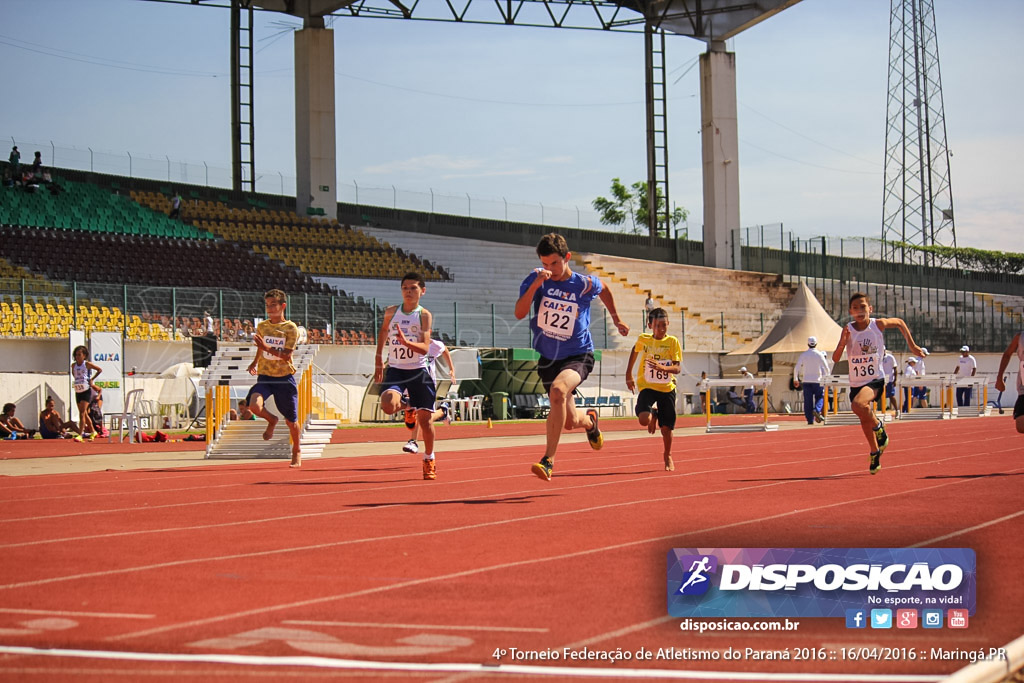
{"left": 902, "top": 357, "right": 918, "bottom": 413}
{"left": 793, "top": 336, "right": 832, "bottom": 424}
{"left": 739, "top": 366, "right": 756, "bottom": 413}
{"left": 915, "top": 347, "right": 930, "bottom": 408}
{"left": 879, "top": 350, "right": 897, "bottom": 415}
{"left": 954, "top": 345, "right": 978, "bottom": 407}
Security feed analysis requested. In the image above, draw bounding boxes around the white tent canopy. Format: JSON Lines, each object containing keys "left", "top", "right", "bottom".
{"left": 728, "top": 282, "right": 843, "bottom": 356}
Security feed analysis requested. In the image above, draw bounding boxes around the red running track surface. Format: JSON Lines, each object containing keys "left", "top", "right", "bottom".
{"left": 0, "top": 418, "right": 1022, "bottom": 682}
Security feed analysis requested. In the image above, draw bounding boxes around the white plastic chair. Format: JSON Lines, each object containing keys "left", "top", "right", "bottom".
{"left": 466, "top": 395, "right": 484, "bottom": 421}
{"left": 109, "top": 389, "right": 144, "bottom": 443}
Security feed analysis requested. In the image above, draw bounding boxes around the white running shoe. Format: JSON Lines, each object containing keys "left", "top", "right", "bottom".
{"left": 402, "top": 439, "right": 419, "bottom": 454}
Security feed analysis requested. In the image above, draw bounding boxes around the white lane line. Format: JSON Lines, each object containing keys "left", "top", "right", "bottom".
{"left": 0, "top": 645, "right": 945, "bottom": 681}
{"left": 281, "top": 620, "right": 547, "bottom": 633}
{"left": 0, "top": 608, "right": 154, "bottom": 619}
{"left": 0, "top": 447, "right": 865, "bottom": 548}
{"left": 0, "top": 430, "right": 846, "bottom": 523}
{"left": 7, "top": 434, "right": 1014, "bottom": 549}
{"left": 909, "top": 509, "right": 1024, "bottom": 547}
{"left": 4, "top": 446, "right": 956, "bottom": 591}
{"left": 106, "top": 468, "right": 1024, "bottom": 643}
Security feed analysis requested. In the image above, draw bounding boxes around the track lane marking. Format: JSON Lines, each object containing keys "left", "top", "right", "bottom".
{"left": 0, "top": 645, "right": 946, "bottom": 681}
{"left": 104, "top": 468, "right": 1024, "bottom": 642}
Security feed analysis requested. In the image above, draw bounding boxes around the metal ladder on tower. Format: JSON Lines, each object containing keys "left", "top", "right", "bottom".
{"left": 645, "top": 21, "right": 670, "bottom": 238}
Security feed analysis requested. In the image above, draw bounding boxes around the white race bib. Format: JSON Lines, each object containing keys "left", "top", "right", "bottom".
{"left": 644, "top": 359, "right": 672, "bottom": 385}
{"left": 538, "top": 296, "right": 577, "bottom": 341}
{"left": 74, "top": 382, "right": 88, "bottom": 393}
{"left": 850, "top": 356, "right": 878, "bottom": 380}
{"left": 262, "top": 335, "right": 285, "bottom": 361}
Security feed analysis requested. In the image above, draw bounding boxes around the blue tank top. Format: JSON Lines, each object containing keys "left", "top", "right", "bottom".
{"left": 520, "top": 270, "right": 602, "bottom": 360}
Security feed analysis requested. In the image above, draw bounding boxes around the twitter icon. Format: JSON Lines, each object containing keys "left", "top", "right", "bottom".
{"left": 870, "top": 609, "right": 893, "bottom": 629}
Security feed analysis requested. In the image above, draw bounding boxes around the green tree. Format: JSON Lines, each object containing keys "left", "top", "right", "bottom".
{"left": 592, "top": 178, "right": 688, "bottom": 238}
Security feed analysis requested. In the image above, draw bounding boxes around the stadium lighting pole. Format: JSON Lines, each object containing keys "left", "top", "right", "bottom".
{"left": 88, "top": 148, "right": 93, "bottom": 173}
{"left": 127, "top": 152, "right": 132, "bottom": 178}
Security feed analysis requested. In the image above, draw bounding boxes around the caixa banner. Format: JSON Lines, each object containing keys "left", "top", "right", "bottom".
{"left": 667, "top": 548, "right": 975, "bottom": 618}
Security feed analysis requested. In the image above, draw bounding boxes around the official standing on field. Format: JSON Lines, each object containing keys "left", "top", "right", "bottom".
{"left": 793, "top": 336, "right": 833, "bottom": 425}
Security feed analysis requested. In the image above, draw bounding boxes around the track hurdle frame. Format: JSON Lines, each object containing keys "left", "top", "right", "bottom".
{"left": 700, "top": 377, "right": 777, "bottom": 433}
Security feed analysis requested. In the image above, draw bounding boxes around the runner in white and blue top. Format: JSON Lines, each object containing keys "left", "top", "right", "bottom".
{"left": 514, "top": 233, "right": 629, "bottom": 481}
{"left": 374, "top": 272, "right": 442, "bottom": 481}
{"left": 994, "top": 330, "right": 1024, "bottom": 434}
{"left": 833, "top": 291, "right": 924, "bottom": 475}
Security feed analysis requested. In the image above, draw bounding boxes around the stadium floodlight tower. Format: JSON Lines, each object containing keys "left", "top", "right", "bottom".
{"left": 881, "top": 0, "right": 957, "bottom": 267}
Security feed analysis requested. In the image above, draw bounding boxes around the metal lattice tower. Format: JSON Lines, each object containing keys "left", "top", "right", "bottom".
{"left": 881, "top": 0, "right": 957, "bottom": 266}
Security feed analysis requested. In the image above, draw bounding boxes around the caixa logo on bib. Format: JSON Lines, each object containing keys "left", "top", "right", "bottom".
{"left": 666, "top": 548, "right": 975, "bottom": 618}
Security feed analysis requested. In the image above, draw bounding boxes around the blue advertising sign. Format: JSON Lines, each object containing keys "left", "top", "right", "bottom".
{"left": 667, "top": 548, "right": 975, "bottom": 618}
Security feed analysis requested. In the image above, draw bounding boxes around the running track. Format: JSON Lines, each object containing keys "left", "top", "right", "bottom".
{"left": 0, "top": 418, "right": 1022, "bottom": 682}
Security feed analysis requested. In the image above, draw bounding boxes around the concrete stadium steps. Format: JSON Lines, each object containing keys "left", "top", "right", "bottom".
{"left": 573, "top": 252, "right": 796, "bottom": 352}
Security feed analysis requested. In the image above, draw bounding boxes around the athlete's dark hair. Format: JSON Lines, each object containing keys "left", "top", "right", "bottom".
{"left": 401, "top": 271, "right": 426, "bottom": 288}
{"left": 72, "top": 345, "right": 89, "bottom": 359}
{"left": 849, "top": 291, "right": 870, "bottom": 306}
{"left": 536, "top": 233, "right": 569, "bottom": 258}
{"left": 648, "top": 307, "right": 669, "bottom": 323}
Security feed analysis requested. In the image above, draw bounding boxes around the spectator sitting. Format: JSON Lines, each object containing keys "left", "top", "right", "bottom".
{"left": 39, "top": 396, "right": 80, "bottom": 439}
{"left": 229, "top": 398, "right": 256, "bottom": 421}
{"left": 239, "top": 320, "right": 255, "bottom": 341}
{"left": 0, "top": 403, "right": 36, "bottom": 439}
{"left": 88, "top": 389, "right": 108, "bottom": 438}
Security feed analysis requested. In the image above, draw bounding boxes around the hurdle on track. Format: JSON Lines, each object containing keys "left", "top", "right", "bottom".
{"left": 821, "top": 375, "right": 889, "bottom": 426}
{"left": 699, "top": 377, "right": 778, "bottom": 433}
{"left": 198, "top": 343, "right": 336, "bottom": 459}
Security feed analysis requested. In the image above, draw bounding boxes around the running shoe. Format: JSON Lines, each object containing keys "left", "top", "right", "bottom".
{"left": 813, "top": 409, "right": 824, "bottom": 424}
{"left": 585, "top": 408, "right": 603, "bottom": 450}
{"left": 531, "top": 457, "right": 553, "bottom": 481}
{"left": 439, "top": 402, "right": 451, "bottom": 426}
{"left": 403, "top": 439, "right": 419, "bottom": 454}
{"left": 404, "top": 408, "right": 416, "bottom": 429}
{"left": 72, "top": 434, "right": 84, "bottom": 442}
{"left": 873, "top": 421, "right": 888, "bottom": 454}
{"left": 869, "top": 450, "right": 882, "bottom": 475}
{"left": 86, "top": 432, "right": 96, "bottom": 441}
{"left": 422, "top": 458, "right": 436, "bottom": 480}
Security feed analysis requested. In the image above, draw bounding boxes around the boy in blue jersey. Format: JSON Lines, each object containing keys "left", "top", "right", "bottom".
{"left": 515, "top": 233, "right": 630, "bottom": 480}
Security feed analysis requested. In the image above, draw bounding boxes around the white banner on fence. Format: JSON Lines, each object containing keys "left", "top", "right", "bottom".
{"left": 90, "top": 332, "right": 125, "bottom": 416}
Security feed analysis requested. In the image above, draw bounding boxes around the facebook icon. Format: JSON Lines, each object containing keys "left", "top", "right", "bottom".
{"left": 846, "top": 609, "right": 867, "bottom": 629}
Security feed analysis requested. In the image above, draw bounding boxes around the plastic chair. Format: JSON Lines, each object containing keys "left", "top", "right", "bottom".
{"left": 109, "top": 388, "right": 144, "bottom": 443}
{"left": 466, "top": 395, "right": 484, "bottom": 421}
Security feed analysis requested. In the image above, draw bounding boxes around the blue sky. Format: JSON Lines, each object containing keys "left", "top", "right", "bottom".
{"left": 2, "top": 0, "right": 1021, "bottom": 252}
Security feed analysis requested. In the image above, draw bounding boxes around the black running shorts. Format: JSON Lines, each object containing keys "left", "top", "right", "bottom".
{"left": 536, "top": 353, "right": 595, "bottom": 395}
